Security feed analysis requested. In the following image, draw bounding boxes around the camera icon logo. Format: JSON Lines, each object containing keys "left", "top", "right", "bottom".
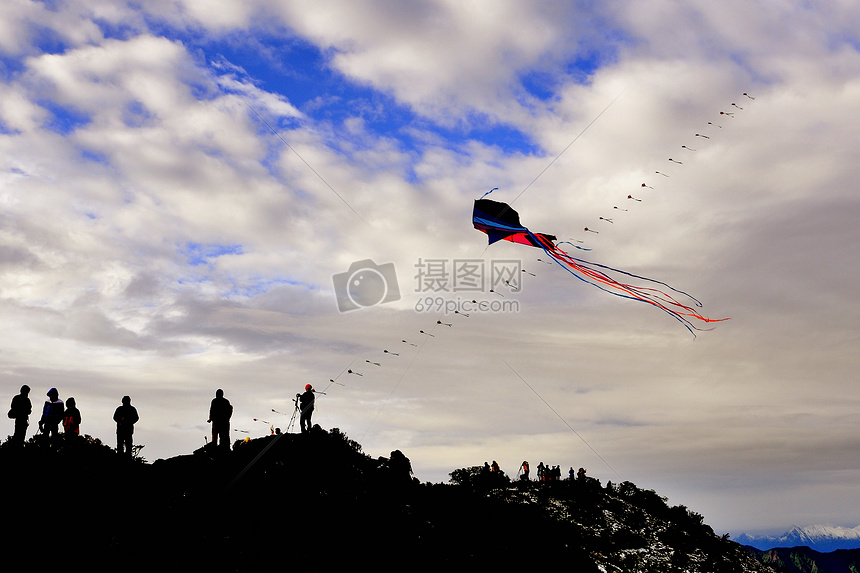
{"left": 332, "top": 259, "right": 401, "bottom": 312}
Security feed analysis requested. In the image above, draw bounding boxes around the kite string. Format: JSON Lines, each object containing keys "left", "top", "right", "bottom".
{"left": 582, "top": 91, "right": 756, "bottom": 248}
{"left": 326, "top": 353, "right": 365, "bottom": 392}
{"left": 502, "top": 358, "right": 622, "bottom": 481}
{"left": 480, "top": 88, "right": 627, "bottom": 244}
{"left": 240, "top": 98, "right": 370, "bottom": 227}
{"left": 511, "top": 87, "right": 628, "bottom": 206}
{"left": 357, "top": 321, "right": 440, "bottom": 442}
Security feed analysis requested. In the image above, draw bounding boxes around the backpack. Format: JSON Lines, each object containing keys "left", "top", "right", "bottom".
{"left": 45, "top": 399, "right": 64, "bottom": 422}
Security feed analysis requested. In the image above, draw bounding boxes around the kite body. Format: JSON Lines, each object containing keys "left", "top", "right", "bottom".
{"left": 472, "top": 199, "right": 726, "bottom": 334}
{"left": 472, "top": 198, "right": 557, "bottom": 247}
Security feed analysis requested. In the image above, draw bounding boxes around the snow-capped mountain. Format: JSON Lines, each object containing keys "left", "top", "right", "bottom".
{"left": 735, "top": 524, "right": 860, "bottom": 552}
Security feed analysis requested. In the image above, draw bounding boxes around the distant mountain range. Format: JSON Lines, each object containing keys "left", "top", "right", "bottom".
{"left": 745, "top": 546, "right": 860, "bottom": 573}
{"left": 736, "top": 525, "right": 860, "bottom": 552}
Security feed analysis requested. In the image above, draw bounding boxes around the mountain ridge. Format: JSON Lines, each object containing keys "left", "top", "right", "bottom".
{"left": 736, "top": 524, "right": 860, "bottom": 552}
{"left": 2, "top": 428, "right": 775, "bottom": 572}
{"left": 744, "top": 546, "right": 860, "bottom": 572}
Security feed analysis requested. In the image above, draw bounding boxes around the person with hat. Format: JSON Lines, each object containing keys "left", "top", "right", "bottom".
{"left": 8, "top": 385, "right": 32, "bottom": 446}
{"left": 299, "top": 383, "right": 315, "bottom": 434}
{"left": 38, "top": 388, "right": 64, "bottom": 444}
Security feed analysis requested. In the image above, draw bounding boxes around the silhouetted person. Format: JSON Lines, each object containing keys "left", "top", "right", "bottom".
{"left": 8, "top": 385, "right": 32, "bottom": 446}
{"left": 113, "top": 396, "right": 139, "bottom": 456}
{"left": 520, "top": 460, "right": 530, "bottom": 481}
{"left": 38, "top": 388, "right": 64, "bottom": 444}
{"left": 207, "top": 389, "right": 233, "bottom": 450}
{"left": 491, "top": 460, "right": 500, "bottom": 473}
{"left": 388, "top": 449, "right": 413, "bottom": 484}
{"left": 299, "top": 384, "right": 315, "bottom": 433}
{"left": 63, "top": 397, "right": 81, "bottom": 438}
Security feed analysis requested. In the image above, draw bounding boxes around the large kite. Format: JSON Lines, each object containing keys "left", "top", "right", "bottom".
{"left": 472, "top": 198, "right": 726, "bottom": 334}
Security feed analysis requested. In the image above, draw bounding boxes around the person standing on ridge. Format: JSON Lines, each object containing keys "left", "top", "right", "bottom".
{"left": 39, "top": 388, "right": 64, "bottom": 445}
{"left": 299, "top": 384, "right": 315, "bottom": 434}
{"left": 63, "top": 397, "right": 82, "bottom": 438}
{"left": 207, "top": 389, "right": 233, "bottom": 450}
{"left": 8, "top": 385, "right": 32, "bottom": 446}
{"left": 113, "top": 396, "right": 139, "bottom": 456}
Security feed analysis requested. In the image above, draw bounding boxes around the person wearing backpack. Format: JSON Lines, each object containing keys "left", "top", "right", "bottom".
{"left": 8, "top": 385, "right": 32, "bottom": 446}
{"left": 38, "top": 388, "right": 64, "bottom": 444}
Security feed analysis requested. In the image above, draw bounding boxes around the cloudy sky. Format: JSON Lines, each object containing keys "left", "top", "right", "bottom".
{"left": 3, "top": 0, "right": 860, "bottom": 536}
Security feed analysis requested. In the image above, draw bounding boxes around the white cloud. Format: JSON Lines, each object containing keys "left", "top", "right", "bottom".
{"left": 2, "top": 0, "right": 860, "bottom": 536}
{"left": 0, "top": 0, "right": 109, "bottom": 56}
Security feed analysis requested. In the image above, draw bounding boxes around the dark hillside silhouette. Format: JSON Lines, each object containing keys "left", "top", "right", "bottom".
{"left": 2, "top": 428, "right": 776, "bottom": 572}
{"left": 745, "top": 546, "right": 860, "bottom": 573}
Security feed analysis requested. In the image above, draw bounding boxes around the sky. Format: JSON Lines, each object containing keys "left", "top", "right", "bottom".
{"left": 2, "top": 0, "right": 860, "bottom": 537}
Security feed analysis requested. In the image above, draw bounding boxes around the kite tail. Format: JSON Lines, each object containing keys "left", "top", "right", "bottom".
{"left": 530, "top": 233, "right": 728, "bottom": 334}
{"left": 556, "top": 240, "right": 591, "bottom": 252}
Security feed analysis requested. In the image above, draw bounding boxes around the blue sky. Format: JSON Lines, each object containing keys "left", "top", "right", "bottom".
{"left": 3, "top": 1, "right": 860, "bottom": 538}
{"left": 203, "top": 31, "right": 555, "bottom": 161}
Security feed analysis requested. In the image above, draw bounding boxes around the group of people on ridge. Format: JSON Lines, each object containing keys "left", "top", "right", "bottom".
{"left": 7, "top": 384, "right": 140, "bottom": 455}
{"left": 7, "top": 383, "right": 320, "bottom": 454}
{"left": 479, "top": 460, "right": 588, "bottom": 482}
{"left": 519, "top": 460, "right": 587, "bottom": 482}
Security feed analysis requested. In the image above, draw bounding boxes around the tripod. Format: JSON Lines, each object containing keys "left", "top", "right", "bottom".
{"left": 287, "top": 394, "right": 300, "bottom": 433}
